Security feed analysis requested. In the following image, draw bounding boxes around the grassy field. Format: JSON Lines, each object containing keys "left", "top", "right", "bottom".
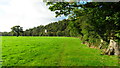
{"left": 1, "top": 36, "right": 118, "bottom": 66}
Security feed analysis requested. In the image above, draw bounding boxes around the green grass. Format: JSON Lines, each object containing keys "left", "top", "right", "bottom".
{"left": 2, "top": 36, "right": 118, "bottom": 66}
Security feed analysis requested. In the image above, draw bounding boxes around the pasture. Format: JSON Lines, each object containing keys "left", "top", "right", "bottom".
{"left": 1, "top": 36, "right": 118, "bottom": 66}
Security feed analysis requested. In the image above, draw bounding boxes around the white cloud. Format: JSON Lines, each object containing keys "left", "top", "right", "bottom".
{"left": 0, "top": 0, "right": 65, "bottom": 32}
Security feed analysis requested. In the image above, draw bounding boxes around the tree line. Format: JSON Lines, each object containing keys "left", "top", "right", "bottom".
{"left": 1, "top": 19, "right": 80, "bottom": 37}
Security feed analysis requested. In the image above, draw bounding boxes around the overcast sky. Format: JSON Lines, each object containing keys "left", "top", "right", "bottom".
{"left": 0, "top": 0, "right": 66, "bottom": 32}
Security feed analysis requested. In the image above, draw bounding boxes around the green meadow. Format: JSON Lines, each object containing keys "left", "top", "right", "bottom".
{"left": 2, "top": 36, "right": 118, "bottom": 66}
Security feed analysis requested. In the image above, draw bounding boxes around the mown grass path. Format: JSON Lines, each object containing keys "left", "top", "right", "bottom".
{"left": 2, "top": 36, "right": 118, "bottom": 66}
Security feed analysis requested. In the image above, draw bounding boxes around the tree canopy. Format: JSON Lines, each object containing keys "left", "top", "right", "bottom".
{"left": 11, "top": 25, "right": 23, "bottom": 37}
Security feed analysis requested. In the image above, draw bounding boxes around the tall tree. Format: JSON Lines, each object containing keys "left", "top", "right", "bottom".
{"left": 11, "top": 25, "right": 23, "bottom": 37}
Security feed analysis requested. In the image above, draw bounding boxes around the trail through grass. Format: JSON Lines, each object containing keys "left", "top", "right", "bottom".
{"left": 2, "top": 36, "right": 118, "bottom": 66}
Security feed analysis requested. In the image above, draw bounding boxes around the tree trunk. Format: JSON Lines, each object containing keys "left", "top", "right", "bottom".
{"left": 105, "top": 39, "right": 120, "bottom": 55}
{"left": 17, "top": 32, "right": 20, "bottom": 37}
{"left": 99, "top": 39, "right": 104, "bottom": 49}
